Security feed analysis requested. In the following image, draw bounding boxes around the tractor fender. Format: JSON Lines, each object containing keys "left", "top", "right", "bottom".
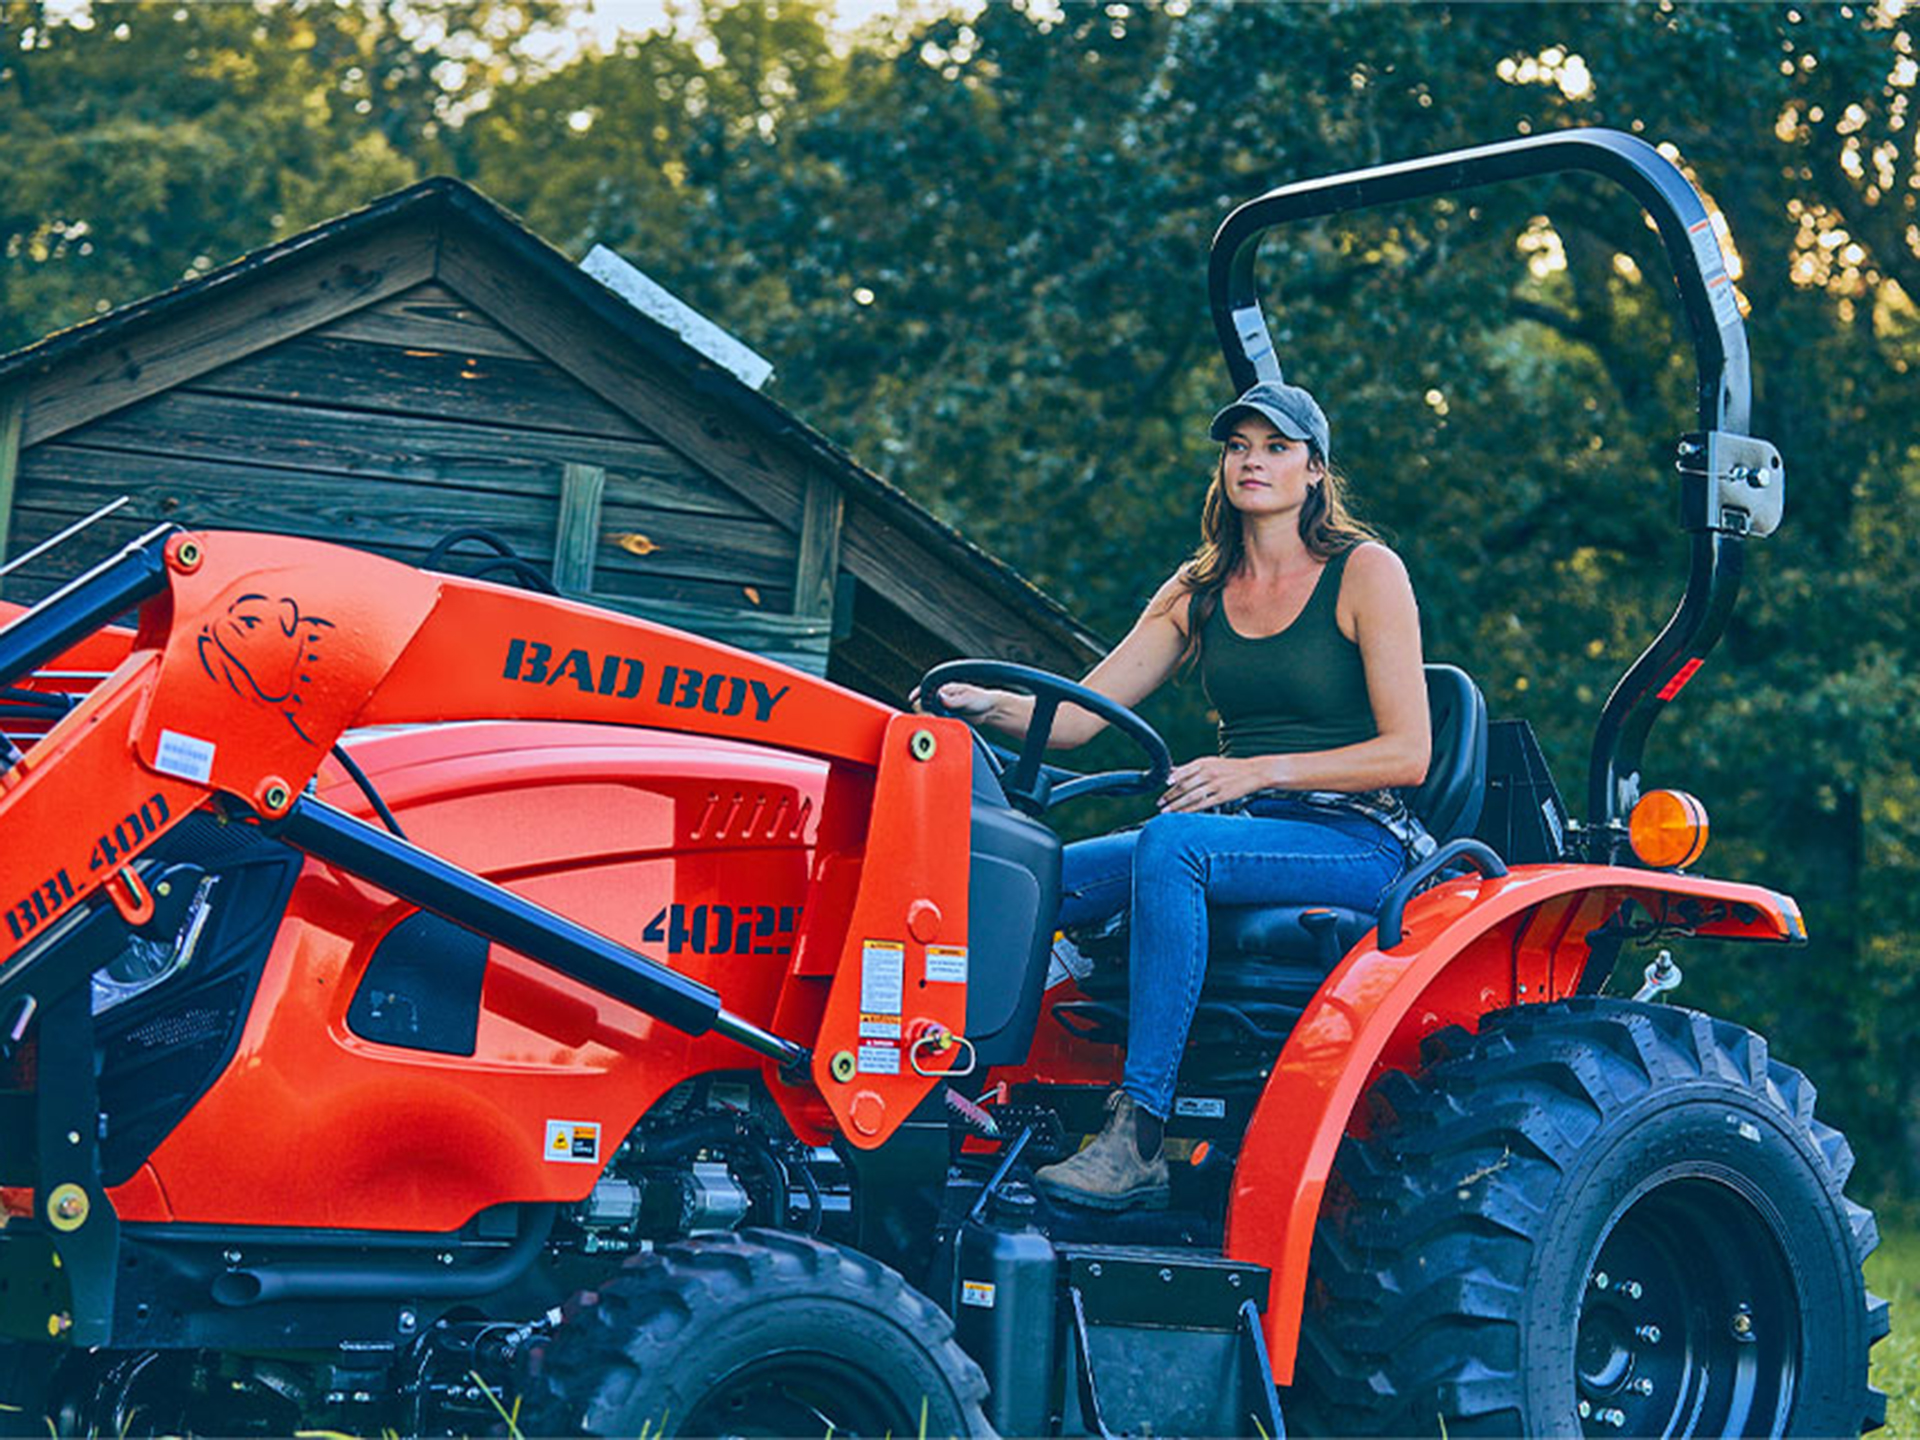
{"left": 1224, "top": 860, "right": 1803, "bottom": 1385}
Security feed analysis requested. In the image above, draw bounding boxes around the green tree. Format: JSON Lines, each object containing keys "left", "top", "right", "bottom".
{"left": 0, "top": 0, "right": 567, "bottom": 350}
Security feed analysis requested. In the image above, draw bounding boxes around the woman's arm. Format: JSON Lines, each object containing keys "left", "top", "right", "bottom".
{"left": 931, "top": 573, "right": 1192, "bottom": 749}
{"left": 1160, "top": 544, "right": 1430, "bottom": 811}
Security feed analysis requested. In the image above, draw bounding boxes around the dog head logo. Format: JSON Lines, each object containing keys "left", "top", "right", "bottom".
{"left": 198, "top": 594, "right": 335, "bottom": 744}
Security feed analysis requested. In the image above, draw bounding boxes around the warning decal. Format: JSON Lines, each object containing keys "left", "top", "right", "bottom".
{"left": 860, "top": 940, "right": 904, "bottom": 1016}
{"left": 961, "top": 1280, "right": 996, "bottom": 1308}
{"left": 925, "top": 944, "right": 968, "bottom": 984}
{"left": 857, "top": 1042, "right": 901, "bottom": 1075}
{"left": 544, "top": 1120, "right": 602, "bottom": 1164}
{"left": 859, "top": 1012, "right": 902, "bottom": 1040}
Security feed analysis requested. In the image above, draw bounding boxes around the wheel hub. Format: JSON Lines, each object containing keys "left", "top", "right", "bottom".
{"left": 1575, "top": 1176, "right": 1797, "bottom": 1436}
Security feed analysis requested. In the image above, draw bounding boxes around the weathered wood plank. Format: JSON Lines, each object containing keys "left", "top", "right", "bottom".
{"left": 0, "top": 385, "right": 24, "bottom": 567}
{"left": 588, "top": 563, "right": 791, "bottom": 616}
{"left": 552, "top": 462, "right": 606, "bottom": 596}
{"left": 438, "top": 226, "right": 1073, "bottom": 663}
{"left": 70, "top": 390, "right": 761, "bottom": 520}
{"left": 437, "top": 228, "right": 811, "bottom": 531}
{"left": 188, "top": 332, "right": 652, "bottom": 441}
{"left": 837, "top": 498, "right": 1060, "bottom": 664}
{"left": 19, "top": 219, "right": 438, "bottom": 449}
{"left": 793, "top": 468, "right": 843, "bottom": 620}
{"left": 592, "top": 591, "right": 831, "bottom": 650}
{"left": 314, "top": 281, "right": 540, "bottom": 360}
{"left": 589, "top": 589, "right": 829, "bottom": 677}
{"left": 2, "top": 512, "right": 794, "bottom": 619}
{"left": 15, "top": 446, "right": 798, "bottom": 590}
{"left": 828, "top": 580, "right": 952, "bottom": 704}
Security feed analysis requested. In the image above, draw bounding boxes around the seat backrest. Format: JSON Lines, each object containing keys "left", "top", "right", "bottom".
{"left": 1408, "top": 664, "right": 1488, "bottom": 843}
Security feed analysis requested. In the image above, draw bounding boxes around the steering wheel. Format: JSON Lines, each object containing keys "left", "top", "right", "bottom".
{"left": 917, "top": 660, "right": 1172, "bottom": 818}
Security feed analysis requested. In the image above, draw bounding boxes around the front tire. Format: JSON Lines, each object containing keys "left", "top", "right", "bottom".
{"left": 516, "top": 1228, "right": 993, "bottom": 1438}
{"left": 1292, "top": 998, "right": 1889, "bottom": 1436}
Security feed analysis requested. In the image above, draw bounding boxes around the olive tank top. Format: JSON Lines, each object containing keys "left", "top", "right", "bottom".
{"left": 1199, "top": 547, "right": 1377, "bottom": 758}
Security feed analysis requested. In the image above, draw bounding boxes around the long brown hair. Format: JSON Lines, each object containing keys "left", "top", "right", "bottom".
{"left": 1174, "top": 444, "right": 1377, "bottom": 670}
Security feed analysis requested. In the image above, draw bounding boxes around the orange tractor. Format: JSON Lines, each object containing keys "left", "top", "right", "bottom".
{"left": 0, "top": 129, "right": 1887, "bottom": 1435}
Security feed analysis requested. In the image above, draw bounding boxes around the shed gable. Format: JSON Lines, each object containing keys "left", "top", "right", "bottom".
{"left": 0, "top": 180, "right": 1102, "bottom": 692}
{"left": 6, "top": 281, "right": 816, "bottom": 660}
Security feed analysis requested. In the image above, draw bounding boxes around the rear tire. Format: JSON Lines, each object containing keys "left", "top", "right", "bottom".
{"left": 516, "top": 1228, "right": 993, "bottom": 1438}
{"left": 1292, "top": 998, "right": 1888, "bottom": 1436}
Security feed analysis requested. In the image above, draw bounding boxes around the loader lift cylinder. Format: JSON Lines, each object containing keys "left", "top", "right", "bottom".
{"left": 274, "top": 795, "right": 808, "bottom": 1068}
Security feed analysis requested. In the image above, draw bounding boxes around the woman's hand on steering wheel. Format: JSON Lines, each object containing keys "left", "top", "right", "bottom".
{"left": 914, "top": 680, "right": 1000, "bottom": 726}
{"left": 916, "top": 660, "right": 1172, "bottom": 818}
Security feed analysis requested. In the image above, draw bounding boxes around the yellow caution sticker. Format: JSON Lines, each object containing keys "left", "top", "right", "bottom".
{"left": 544, "top": 1120, "right": 602, "bottom": 1164}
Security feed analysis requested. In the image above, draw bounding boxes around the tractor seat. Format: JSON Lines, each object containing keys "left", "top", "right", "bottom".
{"left": 1055, "top": 665, "right": 1488, "bottom": 1054}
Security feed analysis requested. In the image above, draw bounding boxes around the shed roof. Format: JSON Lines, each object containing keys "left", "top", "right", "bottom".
{"left": 0, "top": 177, "right": 1103, "bottom": 675}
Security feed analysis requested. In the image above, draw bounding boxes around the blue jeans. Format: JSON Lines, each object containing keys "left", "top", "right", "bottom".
{"left": 1059, "top": 800, "right": 1405, "bottom": 1118}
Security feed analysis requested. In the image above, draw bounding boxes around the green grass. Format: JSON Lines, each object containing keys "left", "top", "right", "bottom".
{"left": 1870, "top": 1226, "right": 1919, "bottom": 1435}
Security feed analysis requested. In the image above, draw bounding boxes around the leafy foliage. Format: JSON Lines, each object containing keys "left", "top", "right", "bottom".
{"left": 3, "top": 0, "right": 1917, "bottom": 1205}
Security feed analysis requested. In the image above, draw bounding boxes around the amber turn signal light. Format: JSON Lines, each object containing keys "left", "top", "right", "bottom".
{"left": 1630, "top": 789, "right": 1710, "bottom": 869}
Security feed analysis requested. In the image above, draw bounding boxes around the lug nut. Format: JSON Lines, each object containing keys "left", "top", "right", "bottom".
{"left": 1598, "top": 1408, "right": 1627, "bottom": 1430}
{"left": 1635, "top": 1323, "right": 1662, "bottom": 1344}
{"left": 1578, "top": 1399, "right": 1592, "bottom": 1419}
{"left": 1633, "top": 1377, "right": 1655, "bottom": 1397}
{"left": 1621, "top": 1279, "right": 1643, "bottom": 1300}
{"left": 1592, "top": 1270, "right": 1610, "bottom": 1290}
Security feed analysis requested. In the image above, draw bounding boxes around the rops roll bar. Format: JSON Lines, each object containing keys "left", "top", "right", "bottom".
{"left": 1208, "top": 129, "right": 1785, "bottom": 861}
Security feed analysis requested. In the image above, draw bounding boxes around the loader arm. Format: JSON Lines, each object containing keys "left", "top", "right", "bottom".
{"left": 0, "top": 529, "right": 972, "bottom": 1151}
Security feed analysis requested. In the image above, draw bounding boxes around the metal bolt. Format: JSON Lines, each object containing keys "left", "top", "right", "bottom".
{"left": 1632, "top": 1377, "right": 1654, "bottom": 1397}
{"left": 398, "top": 1308, "right": 418, "bottom": 1334}
{"left": 1159, "top": 1267, "right": 1174, "bottom": 1282}
{"left": 437, "top": 1252, "right": 455, "bottom": 1266}
{"left": 1228, "top": 1273, "right": 1242, "bottom": 1288}
{"left": 47, "top": 1183, "right": 90, "bottom": 1231}
{"left": 174, "top": 539, "right": 203, "bottom": 571}
{"left": 909, "top": 729, "right": 938, "bottom": 762}
{"left": 262, "top": 781, "right": 292, "bottom": 812}
{"left": 1592, "top": 1270, "right": 1610, "bottom": 1290}
{"left": 66, "top": 1130, "right": 80, "bottom": 1145}
{"left": 1731, "top": 1306, "right": 1754, "bottom": 1339}
{"left": 1635, "top": 1323, "right": 1662, "bottom": 1344}
{"left": 156, "top": 881, "right": 171, "bottom": 898}
{"left": 1088, "top": 1262, "right": 1103, "bottom": 1277}
{"left": 223, "top": 1249, "right": 243, "bottom": 1266}
{"left": 45, "top": 1313, "right": 71, "bottom": 1338}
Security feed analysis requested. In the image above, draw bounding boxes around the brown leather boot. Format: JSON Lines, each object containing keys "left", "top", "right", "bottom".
{"left": 1034, "top": 1091, "right": 1170, "bottom": 1210}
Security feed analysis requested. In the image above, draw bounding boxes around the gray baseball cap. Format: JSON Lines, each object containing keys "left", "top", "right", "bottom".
{"left": 1209, "top": 380, "right": 1331, "bottom": 460}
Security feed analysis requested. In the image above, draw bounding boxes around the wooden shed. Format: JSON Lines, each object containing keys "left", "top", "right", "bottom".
{"left": 0, "top": 178, "right": 1101, "bottom": 699}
